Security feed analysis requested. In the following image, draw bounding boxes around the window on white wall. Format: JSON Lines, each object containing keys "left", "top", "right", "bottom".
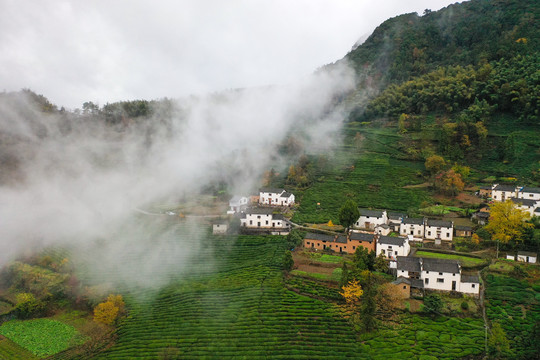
{"left": 437, "top": 278, "right": 444, "bottom": 283}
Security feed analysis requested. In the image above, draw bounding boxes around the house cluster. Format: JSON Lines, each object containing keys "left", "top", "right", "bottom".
{"left": 214, "top": 188, "right": 295, "bottom": 235}
{"left": 303, "top": 231, "right": 410, "bottom": 260}
{"left": 396, "top": 256, "right": 480, "bottom": 296}
{"left": 303, "top": 230, "right": 480, "bottom": 296}
{"left": 485, "top": 185, "right": 540, "bottom": 217}
{"left": 506, "top": 251, "right": 537, "bottom": 264}
{"left": 354, "top": 209, "right": 461, "bottom": 244}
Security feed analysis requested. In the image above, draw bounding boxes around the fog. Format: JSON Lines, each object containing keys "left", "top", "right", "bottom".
{"left": 0, "top": 62, "right": 355, "bottom": 288}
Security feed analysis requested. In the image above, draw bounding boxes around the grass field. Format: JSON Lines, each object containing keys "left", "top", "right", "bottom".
{"left": 415, "top": 251, "right": 487, "bottom": 267}
{"left": 0, "top": 319, "right": 86, "bottom": 357}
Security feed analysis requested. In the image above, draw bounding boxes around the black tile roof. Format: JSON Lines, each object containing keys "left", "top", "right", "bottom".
{"left": 510, "top": 197, "right": 538, "bottom": 207}
{"left": 281, "top": 192, "right": 293, "bottom": 198}
{"left": 520, "top": 186, "right": 540, "bottom": 194}
{"left": 461, "top": 274, "right": 479, "bottom": 283}
{"left": 426, "top": 219, "right": 453, "bottom": 228}
{"left": 359, "top": 209, "right": 385, "bottom": 218}
{"left": 378, "top": 236, "right": 406, "bottom": 246}
{"left": 474, "top": 212, "right": 490, "bottom": 219}
{"left": 349, "top": 232, "right": 375, "bottom": 242}
{"left": 403, "top": 218, "right": 424, "bottom": 225}
{"left": 304, "top": 232, "right": 334, "bottom": 242}
{"left": 392, "top": 277, "right": 411, "bottom": 285}
{"left": 272, "top": 214, "right": 284, "bottom": 220}
{"left": 517, "top": 250, "right": 537, "bottom": 257}
{"left": 387, "top": 212, "right": 405, "bottom": 221}
{"left": 455, "top": 225, "right": 472, "bottom": 231}
{"left": 493, "top": 184, "right": 517, "bottom": 192}
{"left": 336, "top": 235, "right": 348, "bottom": 244}
{"left": 422, "top": 258, "right": 460, "bottom": 273}
{"left": 245, "top": 208, "right": 274, "bottom": 215}
{"left": 397, "top": 256, "right": 421, "bottom": 272}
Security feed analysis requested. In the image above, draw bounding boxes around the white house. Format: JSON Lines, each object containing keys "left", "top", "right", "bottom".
{"left": 355, "top": 209, "right": 387, "bottom": 230}
{"left": 212, "top": 220, "right": 229, "bottom": 235}
{"left": 506, "top": 254, "right": 516, "bottom": 261}
{"left": 400, "top": 218, "right": 425, "bottom": 239}
{"left": 517, "top": 251, "right": 537, "bottom": 263}
{"left": 510, "top": 197, "right": 540, "bottom": 217}
{"left": 387, "top": 212, "right": 405, "bottom": 232}
{"left": 492, "top": 184, "right": 518, "bottom": 202}
{"left": 396, "top": 256, "right": 480, "bottom": 296}
{"left": 424, "top": 219, "right": 454, "bottom": 243}
{"left": 517, "top": 187, "right": 540, "bottom": 201}
{"left": 375, "top": 224, "right": 392, "bottom": 236}
{"left": 259, "top": 188, "right": 295, "bottom": 206}
{"left": 240, "top": 208, "right": 289, "bottom": 230}
{"left": 228, "top": 195, "right": 249, "bottom": 214}
{"left": 377, "top": 236, "right": 410, "bottom": 260}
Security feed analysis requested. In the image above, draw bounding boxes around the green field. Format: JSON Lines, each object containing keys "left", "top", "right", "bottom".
{"left": 82, "top": 230, "right": 485, "bottom": 359}
{"left": 415, "top": 251, "right": 487, "bottom": 267}
{"left": 484, "top": 265, "right": 540, "bottom": 359}
{"left": 0, "top": 319, "right": 86, "bottom": 357}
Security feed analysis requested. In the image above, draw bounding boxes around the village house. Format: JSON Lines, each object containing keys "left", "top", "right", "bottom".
{"left": 240, "top": 208, "right": 289, "bottom": 230}
{"left": 517, "top": 187, "right": 540, "bottom": 201}
{"left": 349, "top": 232, "right": 377, "bottom": 253}
{"left": 517, "top": 251, "right": 537, "bottom": 263}
{"left": 472, "top": 211, "right": 490, "bottom": 225}
{"left": 376, "top": 235, "right": 410, "bottom": 260}
{"left": 400, "top": 218, "right": 425, "bottom": 239}
{"left": 374, "top": 223, "right": 391, "bottom": 236}
{"left": 212, "top": 220, "right": 229, "bottom": 235}
{"left": 354, "top": 209, "right": 387, "bottom": 230}
{"left": 424, "top": 219, "right": 454, "bottom": 243}
{"left": 391, "top": 277, "right": 411, "bottom": 298}
{"left": 510, "top": 197, "right": 540, "bottom": 217}
{"left": 259, "top": 188, "right": 295, "bottom": 207}
{"left": 303, "top": 232, "right": 375, "bottom": 254}
{"left": 478, "top": 186, "right": 492, "bottom": 198}
{"left": 491, "top": 184, "right": 518, "bottom": 202}
{"left": 396, "top": 256, "right": 480, "bottom": 296}
{"left": 387, "top": 212, "right": 405, "bottom": 232}
{"left": 228, "top": 195, "right": 249, "bottom": 214}
{"left": 454, "top": 225, "right": 473, "bottom": 237}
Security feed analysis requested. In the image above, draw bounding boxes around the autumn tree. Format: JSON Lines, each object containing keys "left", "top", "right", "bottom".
{"left": 434, "top": 169, "right": 464, "bottom": 196}
{"left": 340, "top": 279, "right": 363, "bottom": 308}
{"left": 15, "top": 292, "right": 44, "bottom": 319}
{"left": 425, "top": 155, "right": 445, "bottom": 175}
{"left": 93, "top": 294, "right": 125, "bottom": 325}
{"left": 485, "top": 200, "right": 533, "bottom": 244}
{"left": 338, "top": 200, "right": 359, "bottom": 231}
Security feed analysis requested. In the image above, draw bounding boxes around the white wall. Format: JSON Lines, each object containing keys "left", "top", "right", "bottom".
{"left": 421, "top": 270, "right": 458, "bottom": 291}
{"left": 400, "top": 223, "right": 424, "bottom": 238}
{"left": 425, "top": 226, "right": 453, "bottom": 241}
{"left": 459, "top": 281, "right": 480, "bottom": 295}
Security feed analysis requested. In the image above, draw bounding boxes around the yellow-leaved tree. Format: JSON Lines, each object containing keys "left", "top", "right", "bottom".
{"left": 485, "top": 200, "right": 533, "bottom": 243}
{"left": 340, "top": 279, "right": 363, "bottom": 306}
{"left": 93, "top": 294, "right": 125, "bottom": 325}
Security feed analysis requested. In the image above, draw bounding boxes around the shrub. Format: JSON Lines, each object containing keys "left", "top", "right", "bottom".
{"left": 461, "top": 301, "right": 469, "bottom": 311}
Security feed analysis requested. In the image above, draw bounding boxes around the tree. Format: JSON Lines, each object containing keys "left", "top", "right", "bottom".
{"left": 340, "top": 279, "right": 363, "bottom": 306}
{"left": 488, "top": 321, "right": 511, "bottom": 358}
{"left": 398, "top": 113, "right": 408, "bottom": 133}
{"left": 425, "top": 155, "right": 445, "bottom": 175}
{"left": 283, "top": 251, "right": 294, "bottom": 271}
{"left": 339, "top": 200, "right": 359, "bottom": 231}
{"left": 373, "top": 253, "right": 389, "bottom": 273}
{"left": 423, "top": 294, "right": 443, "bottom": 314}
{"left": 360, "top": 272, "right": 377, "bottom": 332}
{"left": 485, "top": 200, "right": 533, "bottom": 244}
{"left": 434, "top": 169, "right": 464, "bottom": 196}
{"left": 15, "top": 292, "right": 44, "bottom": 319}
{"left": 352, "top": 247, "right": 375, "bottom": 275}
{"left": 93, "top": 294, "right": 125, "bottom": 325}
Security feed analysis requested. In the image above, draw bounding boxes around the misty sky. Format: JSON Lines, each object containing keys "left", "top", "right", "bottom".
{"left": 1, "top": 0, "right": 459, "bottom": 109}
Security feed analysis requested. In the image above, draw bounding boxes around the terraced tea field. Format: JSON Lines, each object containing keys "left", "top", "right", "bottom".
{"left": 74, "top": 220, "right": 484, "bottom": 359}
